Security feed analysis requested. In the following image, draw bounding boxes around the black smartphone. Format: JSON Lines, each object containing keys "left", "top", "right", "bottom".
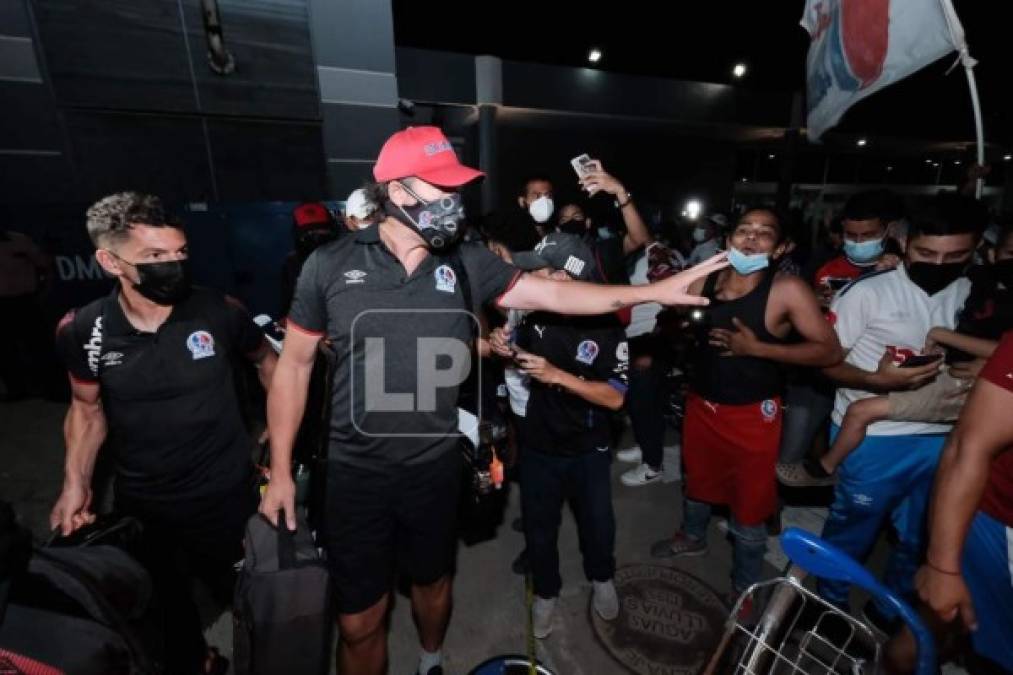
{"left": 900, "top": 353, "right": 943, "bottom": 368}
{"left": 826, "top": 277, "right": 850, "bottom": 291}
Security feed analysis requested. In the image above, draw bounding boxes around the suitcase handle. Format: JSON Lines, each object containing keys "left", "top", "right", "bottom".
{"left": 276, "top": 509, "right": 298, "bottom": 570}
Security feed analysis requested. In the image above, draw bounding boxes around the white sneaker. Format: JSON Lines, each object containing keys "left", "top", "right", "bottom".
{"left": 620, "top": 463, "right": 662, "bottom": 487}
{"left": 532, "top": 596, "right": 557, "bottom": 639}
{"left": 616, "top": 447, "right": 642, "bottom": 464}
{"left": 593, "top": 580, "right": 619, "bottom": 621}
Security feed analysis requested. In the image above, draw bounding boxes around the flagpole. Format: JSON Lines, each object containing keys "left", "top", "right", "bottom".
{"left": 939, "top": 0, "right": 984, "bottom": 198}
{"left": 964, "top": 65, "right": 985, "bottom": 198}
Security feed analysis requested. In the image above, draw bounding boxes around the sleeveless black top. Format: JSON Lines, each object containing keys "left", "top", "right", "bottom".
{"left": 689, "top": 269, "right": 786, "bottom": 404}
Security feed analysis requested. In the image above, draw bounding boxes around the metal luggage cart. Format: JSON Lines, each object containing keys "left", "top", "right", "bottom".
{"left": 705, "top": 528, "right": 936, "bottom": 675}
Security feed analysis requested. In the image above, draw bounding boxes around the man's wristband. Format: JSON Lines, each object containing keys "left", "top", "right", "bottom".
{"left": 616, "top": 192, "right": 633, "bottom": 208}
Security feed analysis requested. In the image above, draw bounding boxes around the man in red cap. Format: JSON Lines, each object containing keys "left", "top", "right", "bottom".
{"left": 260, "top": 126, "right": 729, "bottom": 675}
{"left": 280, "top": 201, "right": 339, "bottom": 318}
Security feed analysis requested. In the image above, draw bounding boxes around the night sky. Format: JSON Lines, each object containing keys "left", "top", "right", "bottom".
{"left": 393, "top": 1, "right": 1010, "bottom": 149}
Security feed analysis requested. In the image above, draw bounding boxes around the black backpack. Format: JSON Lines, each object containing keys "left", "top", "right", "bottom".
{"left": 0, "top": 503, "right": 157, "bottom": 674}
{"left": 232, "top": 513, "right": 331, "bottom": 675}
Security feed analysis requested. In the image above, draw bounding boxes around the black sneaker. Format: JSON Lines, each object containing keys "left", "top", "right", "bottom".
{"left": 862, "top": 602, "right": 901, "bottom": 639}
{"left": 511, "top": 548, "right": 529, "bottom": 575}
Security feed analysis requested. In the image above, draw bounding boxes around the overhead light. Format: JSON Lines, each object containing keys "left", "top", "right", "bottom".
{"left": 588, "top": 48, "right": 602, "bottom": 64}
{"left": 768, "top": 153, "right": 775, "bottom": 159}
{"left": 741, "top": 177, "right": 749, "bottom": 182}
{"left": 857, "top": 138, "right": 867, "bottom": 147}
{"left": 932, "top": 162, "right": 940, "bottom": 168}
{"left": 953, "top": 160, "right": 961, "bottom": 165}
{"left": 684, "top": 199, "right": 703, "bottom": 220}
{"left": 925, "top": 159, "right": 933, "bottom": 164}
{"left": 732, "top": 63, "right": 747, "bottom": 78}
{"left": 886, "top": 166, "right": 893, "bottom": 171}
{"left": 1004, "top": 154, "right": 1012, "bottom": 162}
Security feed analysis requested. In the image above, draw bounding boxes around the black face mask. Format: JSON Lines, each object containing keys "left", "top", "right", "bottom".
{"left": 387, "top": 184, "right": 465, "bottom": 250}
{"left": 558, "top": 219, "right": 587, "bottom": 237}
{"left": 123, "top": 258, "right": 191, "bottom": 305}
{"left": 906, "top": 261, "right": 966, "bottom": 296}
{"left": 993, "top": 258, "right": 1013, "bottom": 290}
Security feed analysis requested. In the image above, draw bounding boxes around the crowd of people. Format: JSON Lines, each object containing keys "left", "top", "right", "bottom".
{"left": 38, "top": 124, "right": 1013, "bottom": 675}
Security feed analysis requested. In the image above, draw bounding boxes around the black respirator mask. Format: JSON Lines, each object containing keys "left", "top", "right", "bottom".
{"left": 387, "top": 182, "right": 466, "bottom": 250}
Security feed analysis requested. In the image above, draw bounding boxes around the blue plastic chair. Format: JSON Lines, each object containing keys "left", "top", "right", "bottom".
{"left": 781, "top": 527, "right": 936, "bottom": 675}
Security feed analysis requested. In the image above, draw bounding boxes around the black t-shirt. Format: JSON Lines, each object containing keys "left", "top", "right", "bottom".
{"left": 55, "top": 287, "right": 265, "bottom": 504}
{"left": 588, "top": 235, "right": 630, "bottom": 286}
{"left": 287, "top": 226, "right": 520, "bottom": 470}
{"left": 518, "top": 312, "right": 629, "bottom": 456}
{"left": 948, "top": 266, "right": 1013, "bottom": 364}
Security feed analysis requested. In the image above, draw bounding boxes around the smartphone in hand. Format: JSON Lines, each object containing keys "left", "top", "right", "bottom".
{"left": 571, "top": 154, "right": 598, "bottom": 178}
{"left": 826, "top": 277, "right": 850, "bottom": 291}
{"left": 899, "top": 353, "right": 943, "bottom": 369}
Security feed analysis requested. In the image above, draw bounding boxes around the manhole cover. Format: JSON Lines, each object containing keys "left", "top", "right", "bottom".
{"left": 591, "top": 565, "right": 728, "bottom": 675}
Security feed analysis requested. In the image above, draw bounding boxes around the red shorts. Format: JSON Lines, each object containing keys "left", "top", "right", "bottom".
{"left": 682, "top": 393, "right": 782, "bottom": 526}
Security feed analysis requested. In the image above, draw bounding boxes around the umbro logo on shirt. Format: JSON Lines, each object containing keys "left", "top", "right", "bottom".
{"left": 344, "top": 270, "right": 367, "bottom": 284}
{"left": 101, "top": 351, "right": 124, "bottom": 367}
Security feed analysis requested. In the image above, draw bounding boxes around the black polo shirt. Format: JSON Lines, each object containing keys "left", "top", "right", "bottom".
{"left": 287, "top": 225, "right": 520, "bottom": 470}
{"left": 55, "top": 287, "right": 264, "bottom": 505}
{"left": 517, "top": 312, "right": 629, "bottom": 457}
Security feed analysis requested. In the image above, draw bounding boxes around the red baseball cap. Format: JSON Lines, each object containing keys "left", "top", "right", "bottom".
{"left": 373, "top": 126, "right": 484, "bottom": 187}
{"left": 293, "top": 202, "right": 332, "bottom": 229}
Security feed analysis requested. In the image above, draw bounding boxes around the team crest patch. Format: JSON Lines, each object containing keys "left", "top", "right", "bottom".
{"left": 576, "top": 340, "right": 599, "bottom": 365}
{"left": 187, "top": 331, "right": 216, "bottom": 360}
{"left": 616, "top": 341, "right": 629, "bottom": 362}
{"left": 760, "top": 399, "right": 778, "bottom": 422}
{"left": 434, "top": 264, "right": 456, "bottom": 293}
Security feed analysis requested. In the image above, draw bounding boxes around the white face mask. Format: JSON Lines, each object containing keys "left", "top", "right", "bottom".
{"left": 528, "top": 196, "right": 555, "bottom": 224}
{"left": 692, "top": 227, "right": 710, "bottom": 243}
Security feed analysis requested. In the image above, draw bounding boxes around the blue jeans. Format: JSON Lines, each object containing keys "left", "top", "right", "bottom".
{"left": 818, "top": 427, "right": 945, "bottom": 618}
{"left": 520, "top": 448, "right": 616, "bottom": 599}
{"left": 684, "top": 498, "right": 767, "bottom": 593}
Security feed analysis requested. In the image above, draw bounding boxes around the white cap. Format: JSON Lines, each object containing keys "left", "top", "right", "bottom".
{"left": 343, "top": 188, "right": 377, "bottom": 221}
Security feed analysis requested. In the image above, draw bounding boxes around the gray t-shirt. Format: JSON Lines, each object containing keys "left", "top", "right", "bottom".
{"left": 288, "top": 226, "right": 519, "bottom": 469}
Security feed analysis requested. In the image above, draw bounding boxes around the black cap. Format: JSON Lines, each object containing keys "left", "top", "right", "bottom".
{"left": 512, "top": 233, "right": 601, "bottom": 282}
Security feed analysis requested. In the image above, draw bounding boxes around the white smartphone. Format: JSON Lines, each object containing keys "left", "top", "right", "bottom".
{"left": 571, "top": 154, "right": 598, "bottom": 178}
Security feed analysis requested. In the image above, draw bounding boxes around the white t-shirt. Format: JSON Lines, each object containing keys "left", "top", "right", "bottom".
{"left": 626, "top": 250, "right": 661, "bottom": 339}
{"left": 503, "top": 309, "right": 530, "bottom": 417}
{"left": 830, "top": 265, "right": 971, "bottom": 436}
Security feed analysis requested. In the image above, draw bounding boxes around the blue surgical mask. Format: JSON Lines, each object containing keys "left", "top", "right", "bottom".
{"left": 728, "top": 247, "right": 769, "bottom": 275}
{"left": 842, "top": 237, "right": 884, "bottom": 264}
